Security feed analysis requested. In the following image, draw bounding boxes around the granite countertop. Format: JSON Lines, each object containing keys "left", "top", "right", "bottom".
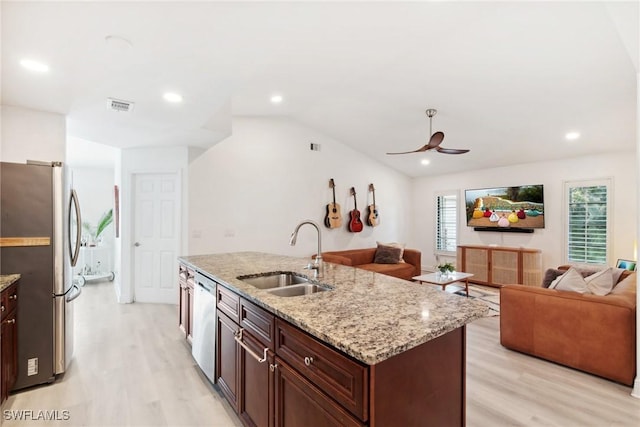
{"left": 0, "top": 274, "right": 21, "bottom": 293}
{"left": 179, "top": 252, "right": 489, "bottom": 365}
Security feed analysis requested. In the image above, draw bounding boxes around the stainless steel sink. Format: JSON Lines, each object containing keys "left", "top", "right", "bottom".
{"left": 238, "top": 272, "right": 310, "bottom": 289}
{"left": 267, "top": 283, "right": 332, "bottom": 297}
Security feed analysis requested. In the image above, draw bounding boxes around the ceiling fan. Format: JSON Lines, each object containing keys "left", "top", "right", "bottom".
{"left": 386, "top": 109, "right": 470, "bottom": 155}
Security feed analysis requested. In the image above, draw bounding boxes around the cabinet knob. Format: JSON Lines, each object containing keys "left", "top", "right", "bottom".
{"left": 269, "top": 363, "right": 278, "bottom": 372}
{"left": 1, "top": 305, "right": 4, "bottom": 312}
{"left": 7, "top": 318, "right": 15, "bottom": 324}
{"left": 304, "top": 356, "right": 314, "bottom": 366}
{"left": 9, "top": 294, "right": 17, "bottom": 300}
{"left": 134, "top": 242, "right": 141, "bottom": 247}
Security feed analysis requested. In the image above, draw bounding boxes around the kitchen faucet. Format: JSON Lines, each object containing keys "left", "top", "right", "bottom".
{"left": 289, "top": 220, "right": 323, "bottom": 278}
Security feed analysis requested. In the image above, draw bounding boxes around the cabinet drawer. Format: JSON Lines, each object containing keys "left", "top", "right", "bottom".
{"left": 240, "top": 298, "right": 275, "bottom": 350}
{"left": 275, "top": 319, "right": 368, "bottom": 422}
{"left": 1, "top": 283, "right": 18, "bottom": 321}
{"left": 217, "top": 285, "right": 240, "bottom": 323}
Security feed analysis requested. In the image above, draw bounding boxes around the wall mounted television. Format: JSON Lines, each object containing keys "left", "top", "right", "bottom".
{"left": 465, "top": 185, "right": 544, "bottom": 232}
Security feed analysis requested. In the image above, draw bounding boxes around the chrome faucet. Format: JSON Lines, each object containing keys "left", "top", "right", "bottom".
{"left": 289, "top": 220, "right": 323, "bottom": 278}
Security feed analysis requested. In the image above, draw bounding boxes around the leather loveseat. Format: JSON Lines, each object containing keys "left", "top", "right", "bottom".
{"left": 500, "top": 266, "right": 636, "bottom": 385}
{"left": 320, "top": 247, "right": 421, "bottom": 281}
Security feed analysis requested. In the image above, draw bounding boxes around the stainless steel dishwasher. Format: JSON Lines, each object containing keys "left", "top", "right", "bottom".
{"left": 192, "top": 272, "right": 217, "bottom": 383}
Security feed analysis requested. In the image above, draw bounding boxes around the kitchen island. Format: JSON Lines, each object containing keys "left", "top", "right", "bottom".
{"left": 179, "top": 252, "right": 488, "bottom": 427}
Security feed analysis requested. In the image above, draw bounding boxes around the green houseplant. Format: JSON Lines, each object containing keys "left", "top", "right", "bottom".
{"left": 437, "top": 262, "right": 455, "bottom": 275}
{"left": 82, "top": 209, "right": 113, "bottom": 245}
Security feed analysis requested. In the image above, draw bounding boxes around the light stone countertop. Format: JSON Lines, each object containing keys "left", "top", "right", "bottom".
{"left": 0, "top": 274, "right": 20, "bottom": 293}
{"left": 179, "top": 252, "right": 489, "bottom": 365}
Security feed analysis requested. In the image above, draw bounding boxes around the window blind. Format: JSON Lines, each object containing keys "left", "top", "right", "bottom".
{"left": 567, "top": 184, "right": 608, "bottom": 264}
{"left": 436, "top": 194, "right": 457, "bottom": 253}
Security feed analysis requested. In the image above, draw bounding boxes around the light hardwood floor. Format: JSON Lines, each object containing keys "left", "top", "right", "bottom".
{"left": 2, "top": 281, "right": 639, "bottom": 426}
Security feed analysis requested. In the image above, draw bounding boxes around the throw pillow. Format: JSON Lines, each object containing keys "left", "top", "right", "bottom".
{"left": 609, "top": 273, "right": 636, "bottom": 295}
{"left": 374, "top": 244, "right": 403, "bottom": 264}
{"left": 584, "top": 267, "right": 614, "bottom": 296}
{"left": 376, "top": 241, "right": 406, "bottom": 262}
{"left": 548, "top": 267, "right": 589, "bottom": 293}
{"left": 542, "top": 269, "right": 565, "bottom": 288}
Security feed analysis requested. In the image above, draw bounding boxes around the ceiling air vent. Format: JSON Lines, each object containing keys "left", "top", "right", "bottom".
{"left": 106, "top": 98, "right": 134, "bottom": 113}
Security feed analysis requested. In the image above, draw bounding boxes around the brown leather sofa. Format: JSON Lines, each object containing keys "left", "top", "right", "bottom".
{"left": 500, "top": 266, "right": 636, "bottom": 385}
{"left": 320, "top": 248, "right": 421, "bottom": 280}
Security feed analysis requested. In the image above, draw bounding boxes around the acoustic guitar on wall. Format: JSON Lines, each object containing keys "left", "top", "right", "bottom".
{"left": 348, "top": 187, "right": 364, "bottom": 233}
{"left": 366, "top": 183, "right": 379, "bottom": 227}
{"left": 324, "top": 179, "right": 342, "bottom": 229}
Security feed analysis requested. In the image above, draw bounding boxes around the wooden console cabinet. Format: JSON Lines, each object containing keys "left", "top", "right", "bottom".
{"left": 178, "top": 263, "right": 194, "bottom": 344}
{"left": 457, "top": 245, "right": 542, "bottom": 287}
{"left": 1, "top": 280, "right": 19, "bottom": 405}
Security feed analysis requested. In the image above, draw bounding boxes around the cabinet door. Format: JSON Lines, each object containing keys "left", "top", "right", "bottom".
{"left": 463, "top": 247, "right": 489, "bottom": 283}
{"left": 217, "top": 311, "right": 240, "bottom": 411}
{"left": 1, "top": 310, "right": 17, "bottom": 403}
{"left": 490, "top": 249, "right": 519, "bottom": 285}
{"left": 274, "top": 358, "right": 363, "bottom": 427}
{"left": 186, "top": 282, "right": 194, "bottom": 344}
{"left": 178, "top": 282, "right": 187, "bottom": 336}
{"left": 239, "top": 331, "right": 274, "bottom": 427}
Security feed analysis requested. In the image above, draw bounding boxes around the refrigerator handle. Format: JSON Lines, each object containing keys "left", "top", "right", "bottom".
{"left": 68, "top": 189, "right": 82, "bottom": 267}
{"left": 65, "top": 284, "right": 82, "bottom": 303}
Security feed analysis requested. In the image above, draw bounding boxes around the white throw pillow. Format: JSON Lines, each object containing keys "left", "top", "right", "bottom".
{"left": 584, "top": 267, "right": 614, "bottom": 296}
{"left": 548, "top": 267, "right": 589, "bottom": 293}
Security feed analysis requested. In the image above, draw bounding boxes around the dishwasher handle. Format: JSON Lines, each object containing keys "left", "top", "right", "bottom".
{"left": 234, "top": 329, "right": 268, "bottom": 363}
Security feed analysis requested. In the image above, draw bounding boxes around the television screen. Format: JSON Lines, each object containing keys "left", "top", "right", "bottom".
{"left": 465, "top": 185, "right": 545, "bottom": 229}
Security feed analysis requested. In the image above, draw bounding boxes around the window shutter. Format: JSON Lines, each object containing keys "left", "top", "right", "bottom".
{"left": 436, "top": 194, "right": 457, "bottom": 253}
{"left": 567, "top": 184, "right": 608, "bottom": 264}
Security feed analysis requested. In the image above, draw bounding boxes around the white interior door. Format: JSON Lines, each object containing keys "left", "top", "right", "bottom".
{"left": 133, "top": 173, "right": 180, "bottom": 303}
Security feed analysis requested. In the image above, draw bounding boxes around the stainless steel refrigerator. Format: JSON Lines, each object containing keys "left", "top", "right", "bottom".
{"left": 0, "top": 161, "right": 82, "bottom": 390}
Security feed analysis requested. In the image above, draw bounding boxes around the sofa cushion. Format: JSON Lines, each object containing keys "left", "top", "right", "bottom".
{"left": 610, "top": 273, "right": 636, "bottom": 296}
{"left": 376, "top": 241, "right": 406, "bottom": 262}
{"left": 549, "top": 267, "right": 589, "bottom": 293}
{"left": 584, "top": 267, "right": 614, "bottom": 296}
{"left": 542, "top": 268, "right": 565, "bottom": 288}
{"left": 374, "top": 244, "right": 403, "bottom": 264}
{"left": 358, "top": 262, "right": 415, "bottom": 280}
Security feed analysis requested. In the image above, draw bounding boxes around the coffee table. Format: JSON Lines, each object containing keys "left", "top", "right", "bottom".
{"left": 412, "top": 272, "right": 474, "bottom": 297}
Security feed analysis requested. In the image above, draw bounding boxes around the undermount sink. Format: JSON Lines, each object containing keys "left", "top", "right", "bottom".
{"left": 238, "top": 271, "right": 332, "bottom": 297}
{"left": 238, "top": 272, "right": 310, "bottom": 289}
{"left": 267, "top": 283, "right": 332, "bottom": 297}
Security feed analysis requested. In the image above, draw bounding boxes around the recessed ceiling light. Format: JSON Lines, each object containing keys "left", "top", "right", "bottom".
{"left": 565, "top": 131, "right": 580, "bottom": 140}
{"left": 20, "top": 58, "right": 49, "bottom": 73}
{"left": 270, "top": 95, "right": 283, "bottom": 104}
{"left": 163, "top": 92, "right": 183, "bottom": 103}
{"left": 421, "top": 159, "right": 430, "bottom": 166}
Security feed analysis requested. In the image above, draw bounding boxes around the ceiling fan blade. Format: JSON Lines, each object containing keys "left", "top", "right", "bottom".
{"left": 426, "top": 131, "right": 445, "bottom": 149}
{"left": 436, "top": 147, "right": 470, "bottom": 155}
{"left": 386, "top": 144, "right": 430, "bottom": 155}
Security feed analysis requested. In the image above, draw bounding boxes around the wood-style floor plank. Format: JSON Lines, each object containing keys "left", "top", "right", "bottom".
{"left": 2, "top": 281, "right": 639, "bottom": 426}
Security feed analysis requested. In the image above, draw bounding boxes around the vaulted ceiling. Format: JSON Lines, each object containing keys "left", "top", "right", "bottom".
{"left": 2, "top": 1, "right": 638, "bottom": 177}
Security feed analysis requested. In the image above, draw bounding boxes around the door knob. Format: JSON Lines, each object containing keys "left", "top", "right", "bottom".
{"left": 134, "top": 242, "right": 141, "bottom": 247}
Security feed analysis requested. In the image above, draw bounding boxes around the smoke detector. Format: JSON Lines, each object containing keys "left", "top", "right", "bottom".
{"left": 106, "top": 98, "right": 134, "bottom": 113}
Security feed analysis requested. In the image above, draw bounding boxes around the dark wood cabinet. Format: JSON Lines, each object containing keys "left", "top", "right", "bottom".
{"left": 217, "top": 310, "right": 240, "bottom": 411}
{"left": 1, "top": 281, "right": 18, "bottom": 405}
{"left": 239, "top": 330, "right": 274, "bottom": 427}
{"left": 178, "top": 263, "right": 195, "bottom": 344}
{"left": 274, "top": 358, "right": 363, "bottom": 427}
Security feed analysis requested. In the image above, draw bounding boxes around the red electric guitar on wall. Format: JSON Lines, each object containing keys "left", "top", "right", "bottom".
{"left": 348, "top": 187, "right": 364, "bottom": 233}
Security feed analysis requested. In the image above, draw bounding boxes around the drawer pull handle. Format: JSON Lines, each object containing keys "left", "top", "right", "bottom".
{"left": 234, "top": 329, "right": 268, "bottom": 363}
{"left": 269, "top": 363, "right": 278, "bottom": 372}
{"left": 9, "top": 294, "right": 17, "bottom": 300}
{"left": 304, "top": 356, "right": 314, "bottom": 366}
{"left": 7, "top": 318, "right": 15, "bottom": 324}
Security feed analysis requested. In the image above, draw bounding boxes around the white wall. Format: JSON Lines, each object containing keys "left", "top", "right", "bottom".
{"left": 115, "top": 146, "right": 189, "bottom": 303}
{"left": 412, "top": 151, "right": 637, "bottom": 270}
{"left": 189, "top": 117, "right": 413, "bottom": 259}
{"left": 0, "top": 105, "right": 65, "bottom": 162}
